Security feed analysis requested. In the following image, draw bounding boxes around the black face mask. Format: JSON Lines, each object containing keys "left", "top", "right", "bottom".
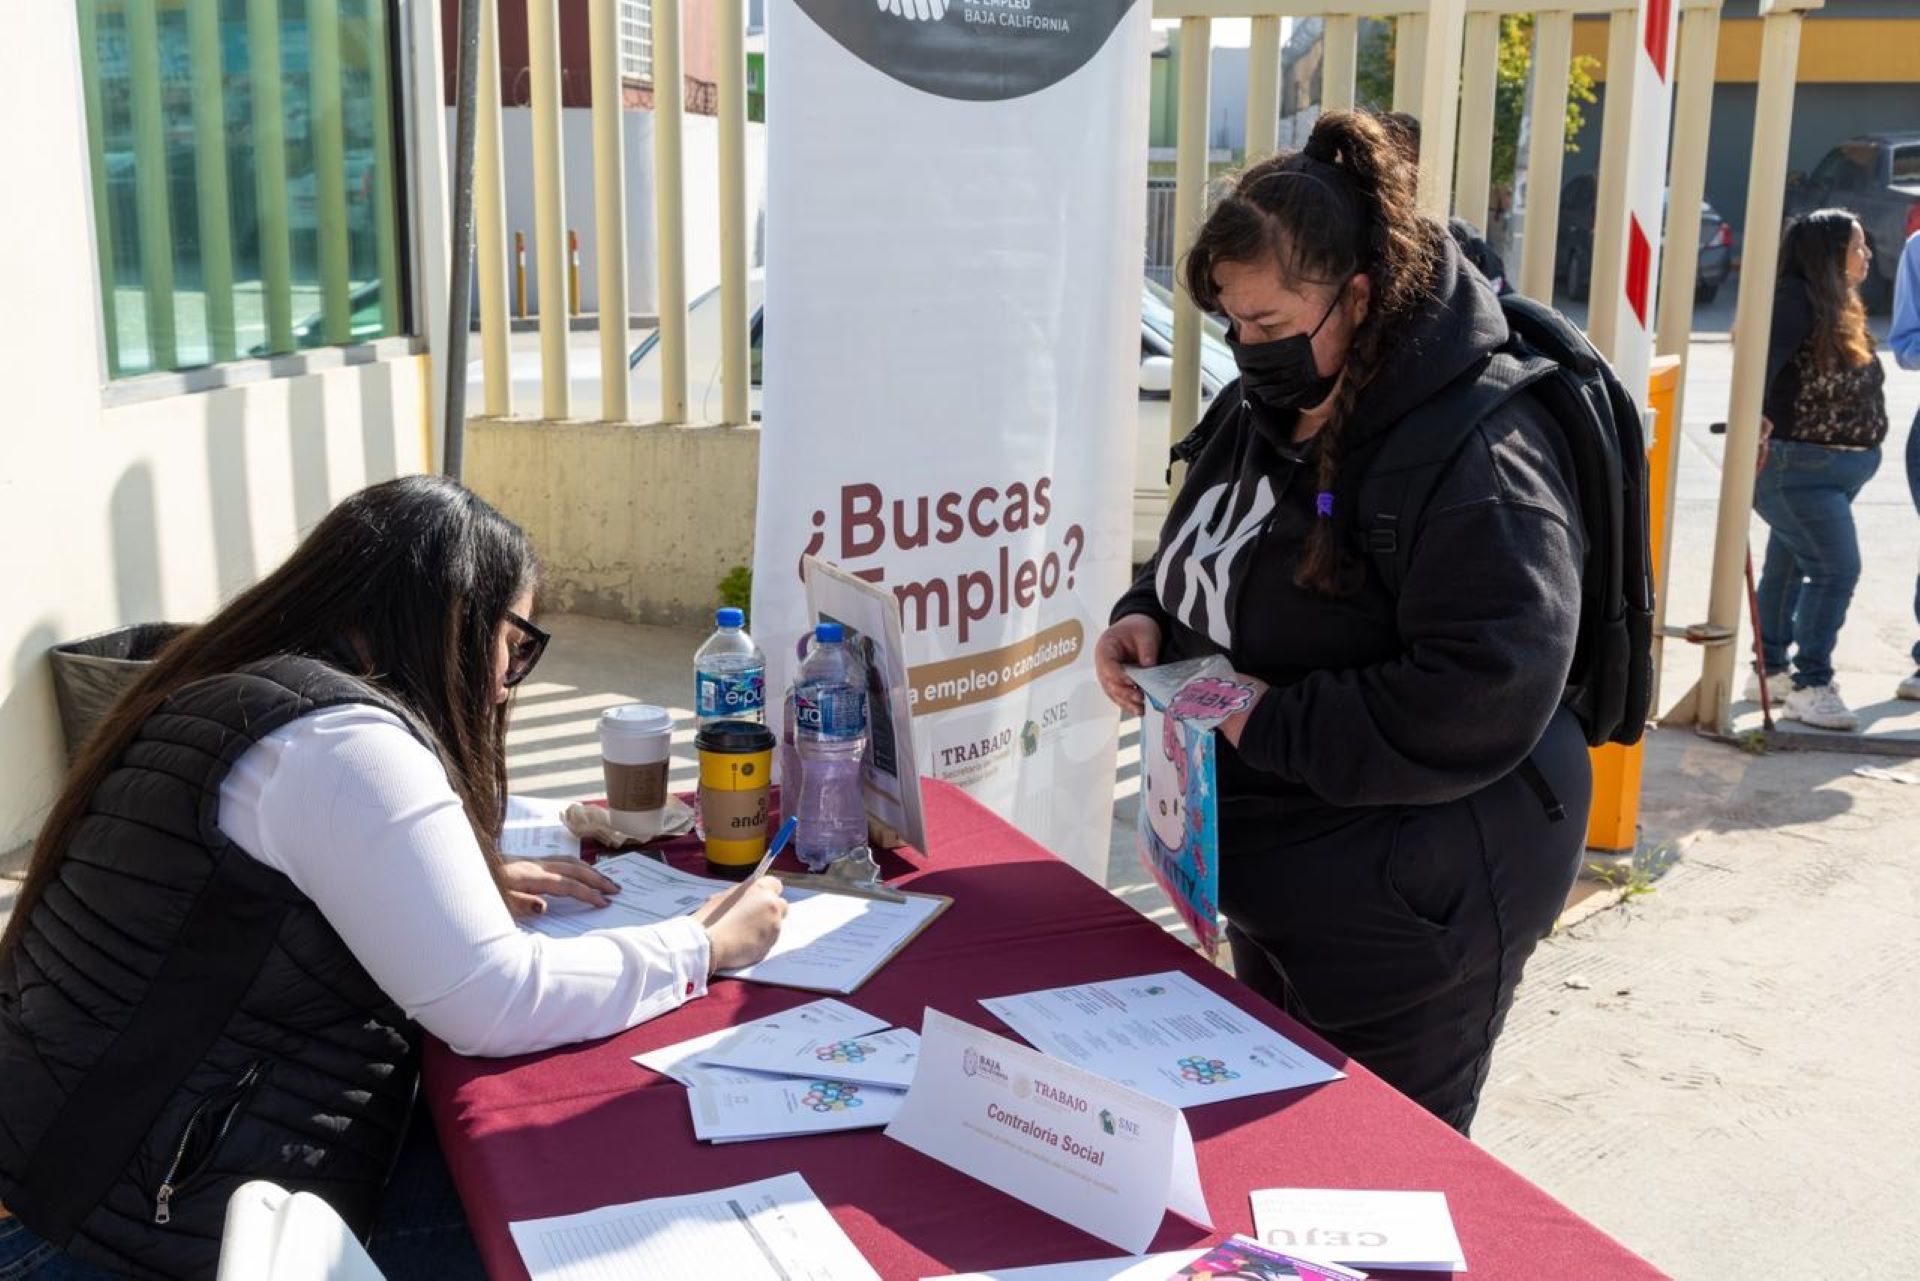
{"left": 1227, "top": 284, "right": 1347, "bottom": 415}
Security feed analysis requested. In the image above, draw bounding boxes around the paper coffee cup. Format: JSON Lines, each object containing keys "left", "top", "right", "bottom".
{"left": 696, "top": 719, "right": 775, "bottom": 879}
{"left": 599, "top": 704, "right": 674, "bottom": 837}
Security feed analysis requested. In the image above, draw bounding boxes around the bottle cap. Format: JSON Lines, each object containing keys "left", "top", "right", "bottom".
{"left": 815, "top": 621, "right": 845, "bottom": 644}
{"left": 716, "top": 607, "right": 745, "bottom": 629}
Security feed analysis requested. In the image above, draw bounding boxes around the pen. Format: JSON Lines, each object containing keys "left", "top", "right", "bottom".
{"left": 701, "top": 817, "right": 797, "bottom": 924}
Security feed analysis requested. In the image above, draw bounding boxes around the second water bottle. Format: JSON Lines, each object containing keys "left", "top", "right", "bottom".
{"left": 792, "top": 622, "right": 868, "bottom": 870}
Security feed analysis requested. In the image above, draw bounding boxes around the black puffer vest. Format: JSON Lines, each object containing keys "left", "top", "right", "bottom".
{"left": 0, "top": 657, "right": 426, "bottom": 1278}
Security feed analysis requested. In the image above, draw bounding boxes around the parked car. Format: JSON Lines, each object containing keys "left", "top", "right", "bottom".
{"left": 1556, "top": 174, "right": 1735, "bottom": 304}
{"left": 469, "top": 273, "right": 1240, "bottom": 565}
{"left": 249, "top": 281, "right": 391, "bottom": 357}
{"left": 1784, "top": 132, "right": 1920, "bottom": 312}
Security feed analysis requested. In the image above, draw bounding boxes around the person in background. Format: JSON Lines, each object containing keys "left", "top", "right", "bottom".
{"left": 1747, "top": 210, "right": 1890, "bottom": 730}
{"left": 1380, "top": 111, "right": 1512, "bottom": 296}
{"left": 1095, "top": 111, "right": 1590, "bottom": 1135}
{"left": 0, "top": 477, "right": 787, "bottom": 1280}
{"left": 1889, "top": 228, "right": 1920, "bottom": 701}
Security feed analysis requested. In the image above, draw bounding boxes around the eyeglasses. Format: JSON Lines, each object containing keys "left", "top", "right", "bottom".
{"left": 503, "top": 610, "right": 551, "bottom": 688}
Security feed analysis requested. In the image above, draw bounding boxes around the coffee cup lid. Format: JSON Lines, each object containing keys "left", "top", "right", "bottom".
{"left": 599, "top": 704, "right": 675, "bottom": 738}
{"left": 695, "top": 719, "right": 776, "bottom": 753}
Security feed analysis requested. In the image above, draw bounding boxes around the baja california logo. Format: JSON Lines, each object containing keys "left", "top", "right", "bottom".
{"left": 791, "top": 0, "right": 1138, "bottom": 102}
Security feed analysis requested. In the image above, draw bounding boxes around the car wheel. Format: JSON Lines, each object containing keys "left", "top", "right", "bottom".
{"left": 1694, "top": 279, "right": 1719, "bottom": 305}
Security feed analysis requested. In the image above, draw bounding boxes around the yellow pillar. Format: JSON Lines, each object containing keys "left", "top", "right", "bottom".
{"left": 1321, "top": 16, "right": 1359, "bottom": 114}
{"left": 1246, "top": 16, "right": 1282, "bottom": 160}
{"left": 1585, "top": 11, "right": 1639, "bottom": 362}
{"left": 1587, "top": 357, "right": 1682, "bottom": 854}
{"left": 1518, "top": 11, "right": 1573, "bottom": 302}
{"left": 1169, "top": 17, "right": 1212, "bottom": 484}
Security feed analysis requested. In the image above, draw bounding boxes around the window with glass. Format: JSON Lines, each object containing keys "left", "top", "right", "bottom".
{"left": 620, "top": 0, "right": 653, "bottom": 84}
{"left": 76, "top": 0, "right": 408, "bottom": 379}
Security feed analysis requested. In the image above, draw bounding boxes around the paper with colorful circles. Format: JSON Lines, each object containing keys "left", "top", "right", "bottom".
{"left": 703, "top": 1023, "right": 922, "bottom": 1090}
{"left": 688, "top": 1076, "right": 908, "bottom": 1143}
{"left": 980, "top": 970, "right": 1343, "bottom": 1109}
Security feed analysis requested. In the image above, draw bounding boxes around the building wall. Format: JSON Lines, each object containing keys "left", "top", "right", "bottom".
{"left": 0, "top": 2, "right": 432, "bottom": 856}
{"left": 464, "top": 419, "right": 758, "bottom": 627}
{"left": 442, "top": 0, "right": 722, "bottom": 107}
{"left": 1574, "top": 14, "right": 1920, "bottom": 86}
{"left": 1559, "top": 12, "right": 1920, "bottom": 240}
{"left": 1563, "top": 80, "right": 1920, "bottom": 239}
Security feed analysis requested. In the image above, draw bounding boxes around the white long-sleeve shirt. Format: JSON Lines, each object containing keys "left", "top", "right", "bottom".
{"left": 216, "top": 705, "right": 710, "bottom": 1057}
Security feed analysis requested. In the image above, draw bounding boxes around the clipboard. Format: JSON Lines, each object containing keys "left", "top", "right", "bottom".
{"left": 723, "top": 879, "right": 953, "bottom": 996}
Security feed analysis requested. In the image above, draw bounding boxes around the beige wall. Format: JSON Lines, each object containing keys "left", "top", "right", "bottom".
{"left": 0, "top": 2, "right": 431, "bottom": 855}
{"left": 465, "top": 418, "right": 758, "bottom": 627}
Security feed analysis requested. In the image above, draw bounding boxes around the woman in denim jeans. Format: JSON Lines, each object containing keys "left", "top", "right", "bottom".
{"left": 1748, "top": 210, "right": 1889, "bottom": 730}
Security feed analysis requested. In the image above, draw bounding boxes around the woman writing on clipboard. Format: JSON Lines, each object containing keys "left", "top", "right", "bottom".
{"left": 0, "top": 477, "right": 786, "bottom": 1279}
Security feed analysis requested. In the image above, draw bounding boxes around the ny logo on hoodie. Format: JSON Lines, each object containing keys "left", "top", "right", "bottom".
{"left": 1156, "top": 474, "right": 1275, "bottom": 647}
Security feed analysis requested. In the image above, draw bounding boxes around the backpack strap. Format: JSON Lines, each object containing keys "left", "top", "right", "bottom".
{"left": 1356, "top": 350, "right": 1557, "bottom": 596}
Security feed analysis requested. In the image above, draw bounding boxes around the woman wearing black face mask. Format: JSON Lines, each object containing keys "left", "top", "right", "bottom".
{"left": 1093, "top": 110, "right": 1590, "bottom": 1134}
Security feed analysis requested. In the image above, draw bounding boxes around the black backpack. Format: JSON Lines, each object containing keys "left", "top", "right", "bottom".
{"left": 1355, "top": 292, "right": 1654, "bottom": 751}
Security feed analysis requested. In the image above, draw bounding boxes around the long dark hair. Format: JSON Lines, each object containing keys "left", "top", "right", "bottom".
{"left": 1182, "top": 109, "right": 1445, "bottom": 593}
{"left": 1779, "top": 208, "right": 1874, "bottom": 371}
{"left": 0, "top": 476, "right": 539, "bottom": 959}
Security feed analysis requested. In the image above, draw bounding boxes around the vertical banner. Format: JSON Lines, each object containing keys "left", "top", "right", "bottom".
{"left": 753, "top": 0, "right": 1151, "bottom": 878}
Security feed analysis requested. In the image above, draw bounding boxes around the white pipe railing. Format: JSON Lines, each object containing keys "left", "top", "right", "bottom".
{"left": 475, "top": 0, "right": 513, "bottom": 417}
{"left": 590, "top": 0, "right": 631, "bottom": 423}
{"left": 526, "top": 0, "right": 571, "bottom": 421}
{"left": 716, "top": 0, "right": 751, "bottom": 426}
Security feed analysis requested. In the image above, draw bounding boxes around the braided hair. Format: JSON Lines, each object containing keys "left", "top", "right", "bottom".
{"left": 1181, "top": 110, "right": 1445, "bottom": 594}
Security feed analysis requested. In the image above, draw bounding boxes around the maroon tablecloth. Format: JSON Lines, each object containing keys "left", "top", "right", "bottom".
{"left": 424, "top": 780, "right": 1656, "bottom": 1279}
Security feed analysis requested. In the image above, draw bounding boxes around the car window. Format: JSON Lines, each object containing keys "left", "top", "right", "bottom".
{"left": 1813, "top": 146, "right": 1872, "bottom": 192}
{"left": 1892, "top": 145, "right": 1920, "bottom": 186}
{"left": 1140, "top": 281, "right": 1238, "bottom": 390}
{"left": 750, "top": 312, "right": 763, "bottom": 387}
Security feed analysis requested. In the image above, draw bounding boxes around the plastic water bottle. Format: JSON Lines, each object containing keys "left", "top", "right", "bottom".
{"left": 793, "top": 622, "right": 868, "bottom": 870}
{"left": 694, "top": 608, "right": 766, "bottom": 727}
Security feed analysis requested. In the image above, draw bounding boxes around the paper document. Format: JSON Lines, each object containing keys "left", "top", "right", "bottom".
{"left": 926, "top": 1253, "right": 1208, "bottom": 1280}
{"left": 634, "top": 998, "right": 889, "bottom": 1088}
{"left": 503, "top": 794, "right": 583, "bottom": 859}
{"left": 886, "top": 1009, "right": 1209, "bottom": 1256}
{"left": 1250, "top": 1189, "right": 1466, "bottom": 1273}
{"left": 725, "top": 887, "right": 944, "bottom": 994}
{"left": 689, "top": 1076, "right": 907, "bottom": 1142}
{"left": 521, "top": 853, "right": 721, "bottom": 940}
{"left": 704, "top": 1024, "right": 921, "bottom": 1090}
{"left": 982, "top": 970, "right": 1342, "bottom": 1109}
{"left": 508, "top": 1171, "right": 879, "bottom": 1280}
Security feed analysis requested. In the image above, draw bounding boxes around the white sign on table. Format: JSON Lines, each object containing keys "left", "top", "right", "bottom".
{"left": 509, "top": 1171, "right": 877, "bottom": 1280}
{"left": 981, "top": 970, "right": 1343, "bottom": 1109}
{"left": 1250, "top": 1189, "right": 1467, "bottom": 1273}
{"left": 885, "top": 1009, "right": 1210, "bottom": 1256}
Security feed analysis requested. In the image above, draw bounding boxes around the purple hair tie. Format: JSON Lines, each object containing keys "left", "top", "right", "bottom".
{"left": 1315, "top": 492, "right": 1335, "bottom": 518}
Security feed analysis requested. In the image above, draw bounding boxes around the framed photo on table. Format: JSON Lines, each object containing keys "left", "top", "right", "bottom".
{"left": 803, "top": 556, "right": 928, "bottom": 852}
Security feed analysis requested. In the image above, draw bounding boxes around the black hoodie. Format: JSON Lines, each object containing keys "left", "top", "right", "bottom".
{"left": 1115, "top": 238, "right": 1585, "bottom": 845}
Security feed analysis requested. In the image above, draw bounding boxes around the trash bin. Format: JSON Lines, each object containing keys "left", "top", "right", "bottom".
{"left": 47, "top": 623, "right": 190, "bottom": 762}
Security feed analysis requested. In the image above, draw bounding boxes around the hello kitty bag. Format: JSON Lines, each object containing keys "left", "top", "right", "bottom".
{"left": 1125, "top": 656, "right": 1254, "bottom": 959}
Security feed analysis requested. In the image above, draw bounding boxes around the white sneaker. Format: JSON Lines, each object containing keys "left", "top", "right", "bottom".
{"left": 1899, "top": 670, "right": 1920, "bottom": 702}
{"left": 1744, "top": 669, "right": 1793, "bottom": 704}
{"left": 1782, "top": 682, "right": 1860, "bottom": 731}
